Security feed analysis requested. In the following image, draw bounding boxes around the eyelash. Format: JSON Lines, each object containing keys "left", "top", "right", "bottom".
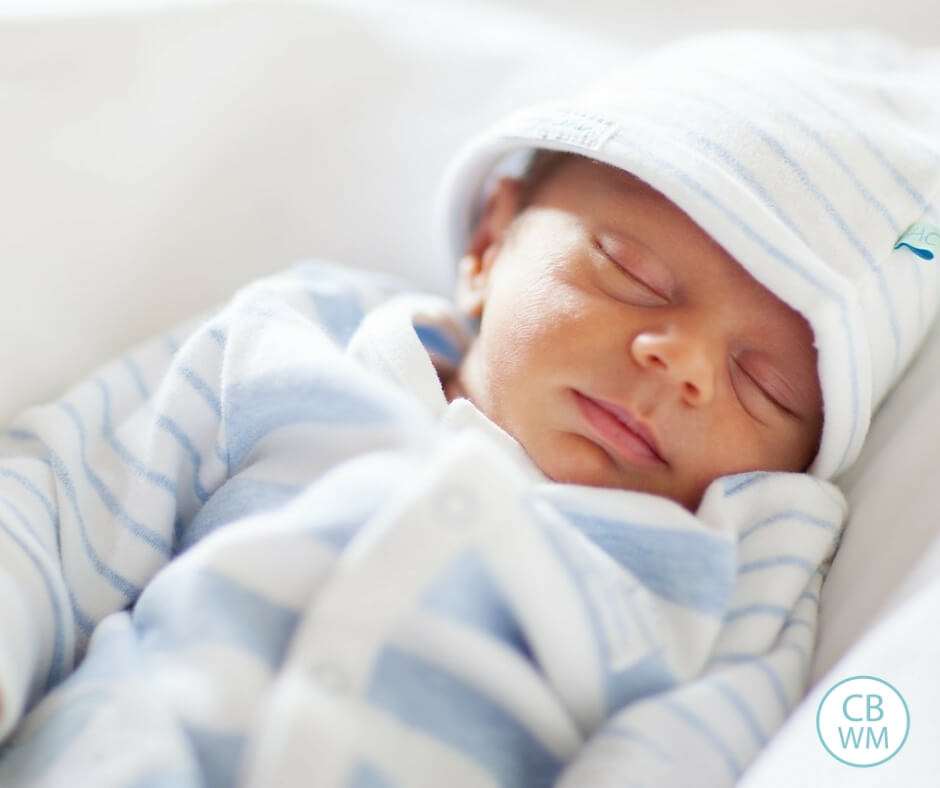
{"left": 596, "top": 242, "right": 668, "bottom": 302}
{"left": 732, "top": 357, "right": 794, "bottom": 418}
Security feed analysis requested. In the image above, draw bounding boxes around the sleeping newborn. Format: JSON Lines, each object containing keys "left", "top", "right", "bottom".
{"left": 0, "top": 30, "right": 938, "bottom": 788}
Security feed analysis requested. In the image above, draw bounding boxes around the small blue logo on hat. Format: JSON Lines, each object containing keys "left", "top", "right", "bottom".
{"left": 894, "top": 222, "right": 940, "bottom": 260}
{"left": 816, "top": 675, "right": 909, "bottom": 767}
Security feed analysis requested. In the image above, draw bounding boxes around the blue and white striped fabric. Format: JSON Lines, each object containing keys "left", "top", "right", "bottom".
{"left": 0, "top": 262, "right": 845, "bottom": 786}
{"left": 436, "top": 30, "right": 940, "bottom": 481}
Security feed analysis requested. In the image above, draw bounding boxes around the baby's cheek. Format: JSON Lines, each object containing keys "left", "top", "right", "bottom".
{"left": 484, "top": 287, "right": 562, "bottom": 363}
{"left": 695, "top": 415, "right": 763, "bottom": 475}
{"left": 729, "top": 420, "right": 808, "bottom": 475}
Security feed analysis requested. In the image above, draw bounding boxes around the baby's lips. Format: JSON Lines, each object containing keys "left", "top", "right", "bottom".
{"left": 592, "top": 396, "right": 666, "bottom": 461}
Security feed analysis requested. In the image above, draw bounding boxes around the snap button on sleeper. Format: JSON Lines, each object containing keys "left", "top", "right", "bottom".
{"left": 311, "top": 661, "right": 349, "bottom": 695}
{"left": 435, "top": 486, "right": 478, "bottom": 526}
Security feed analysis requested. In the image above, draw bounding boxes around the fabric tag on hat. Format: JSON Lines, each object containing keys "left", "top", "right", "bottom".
{"left": 502, "top": 105, "right": 618, "bottom": 152}
{"left": 894, "top": 222, "right": 940, "bottom": 260}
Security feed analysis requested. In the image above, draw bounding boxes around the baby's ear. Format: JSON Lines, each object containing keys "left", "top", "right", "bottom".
{"left": 456, "top": 177, "right": 521, "bottom": 317}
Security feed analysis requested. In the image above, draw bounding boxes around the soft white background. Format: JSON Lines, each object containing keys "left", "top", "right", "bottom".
{"left": 2, "top": 0, "right": 939, "bottom": 45}
{"left": 2, "top": 1, "right": 939, "bottom": 784}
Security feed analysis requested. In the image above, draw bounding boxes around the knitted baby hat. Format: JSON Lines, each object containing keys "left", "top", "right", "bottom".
{"left": 434, "top": 31, "right": 940, "bottom": 479}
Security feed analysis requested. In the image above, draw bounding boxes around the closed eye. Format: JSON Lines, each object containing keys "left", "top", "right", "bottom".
{"left": 594, "top": 239, "right": 670, "bottom": 303}
{"left": 731, "top": 356, "right": 797, "bottom": 419}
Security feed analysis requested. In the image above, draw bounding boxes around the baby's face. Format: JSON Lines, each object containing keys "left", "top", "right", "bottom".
{"left": 448, "top": 155, "right": 823, "bottom": 510}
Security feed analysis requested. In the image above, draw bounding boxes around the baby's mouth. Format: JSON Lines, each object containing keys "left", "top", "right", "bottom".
{"left": 572, "top": 390, "right": 667, "bottom": 467}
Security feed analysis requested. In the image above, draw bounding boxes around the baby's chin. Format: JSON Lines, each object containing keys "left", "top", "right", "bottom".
{"left": 522, "top": 430, "right": 700, "bottom": 509}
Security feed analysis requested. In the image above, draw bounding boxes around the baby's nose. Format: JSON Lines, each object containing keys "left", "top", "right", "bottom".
{"left": 631, "top": 329, "right": 716, "bottom": 406}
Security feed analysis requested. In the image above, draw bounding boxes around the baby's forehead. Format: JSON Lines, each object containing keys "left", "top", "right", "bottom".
{"left": 532, "top": 153, "right": 720, "bottom": 245}
{"left": 531, "top": 151, "right": 648, "bottom": 194}
{"left": 531, "top": 152, "right": 691, "bottom": 225}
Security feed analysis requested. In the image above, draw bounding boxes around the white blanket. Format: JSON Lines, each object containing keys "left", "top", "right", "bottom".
{"left": 0, "top": 263, "right": 846, "bottom": 786}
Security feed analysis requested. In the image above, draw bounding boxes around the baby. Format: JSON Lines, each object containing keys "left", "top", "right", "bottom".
{"left": 0, "top": 29, "right": 938, "bottom": 788}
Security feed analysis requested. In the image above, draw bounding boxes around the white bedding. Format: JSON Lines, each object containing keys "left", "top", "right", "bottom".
{"left": 1, "top": 1, "right": 939, "bottom": 784}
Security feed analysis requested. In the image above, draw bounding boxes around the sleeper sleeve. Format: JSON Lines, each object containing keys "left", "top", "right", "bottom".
{"left": 0, "top": 260, "right": 424, "bottom": 743}
{"left": 0, "top": 302, "right": 232, "bottom": 741}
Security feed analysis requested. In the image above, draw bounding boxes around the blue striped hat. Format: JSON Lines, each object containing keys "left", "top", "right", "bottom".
{"left": 434, "top": 31, "right": 940, "bottom": 479}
